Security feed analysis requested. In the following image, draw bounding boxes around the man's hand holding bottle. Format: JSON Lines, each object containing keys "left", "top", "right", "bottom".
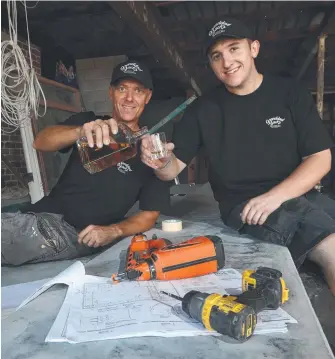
{"left": 79, "top": 118, "right": 119, "bottom": 148}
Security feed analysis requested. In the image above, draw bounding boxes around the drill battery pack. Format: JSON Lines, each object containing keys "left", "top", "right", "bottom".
{"left": 240, "top": 267, "right": 289, "bottom": 312}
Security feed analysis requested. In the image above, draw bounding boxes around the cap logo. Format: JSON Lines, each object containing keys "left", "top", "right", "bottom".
{"left": 209, "top": 21, "right": 232, "bottom": 38}
{"left": 120, "top": 63, "right": 143, "bottom": 74}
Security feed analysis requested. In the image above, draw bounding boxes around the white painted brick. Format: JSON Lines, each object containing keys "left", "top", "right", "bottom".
{"left": 76, "top": 76, "right": 85, "bottom": 87}
{"left": 94, "top": 101, "right": 113, "bottom": 114}
{"left": 82, "top": 90, "right": 107, "bottom": 103}
{"left": 76, "top": 58, "right": 95, "bottom": 70}
{"left": 79, "top": 79, "right": 110, "bottom": 92}
{"left": 83, "top": 68, "right": 112, "bottom": 81}
{"left": 81, "top": 93, "right": 92, "bottom": 108}
{"left": 93, "top": 55, "right": 127, "bottom": 69}
{"left": 84, "top": 101, "right": 96, "bottom": 113}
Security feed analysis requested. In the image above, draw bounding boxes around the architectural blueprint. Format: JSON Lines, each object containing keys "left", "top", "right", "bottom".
{"left": 47, "top": 273, "right": 227, "bottom": 343}
{"left": 46, "top": 268, "right": 296, "bottom": 343}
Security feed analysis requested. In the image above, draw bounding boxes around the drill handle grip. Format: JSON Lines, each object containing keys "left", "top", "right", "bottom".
{"left": 237, "top": 289, "right": 269, "bottom": 313}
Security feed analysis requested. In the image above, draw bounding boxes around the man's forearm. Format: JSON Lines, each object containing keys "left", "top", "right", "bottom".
{"left": 113, "top": 210, "right": 159, "bottom": 238}
{"left": 33, "top": 125, "right": 81, "bottom": 152}
{"left": 268, "top": 149, "right": 332, "bottom": 202}
{"left": 78, "top": 211, "right": 159, "bottom": 247}
{"left": 154, "top": 154, "right": 186, "bottom": 181}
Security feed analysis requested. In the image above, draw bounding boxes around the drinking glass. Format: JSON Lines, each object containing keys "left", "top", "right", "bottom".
{"left": 150, "top": 133, "right": 168, "bottom": 160}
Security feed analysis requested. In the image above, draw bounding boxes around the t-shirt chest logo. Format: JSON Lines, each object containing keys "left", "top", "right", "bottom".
{"left": 266, "top": 116, "right": 285, "bottom": 129}
{"left": 117, "top": 162, "right": 132, "bottom": 174}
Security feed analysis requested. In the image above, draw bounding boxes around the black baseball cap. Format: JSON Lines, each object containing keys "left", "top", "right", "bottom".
{"left": 205, "top": 18, "right": 254, "bottom": 54}
{"left": 110, "top": 59, "right": 153, "bottom": 90}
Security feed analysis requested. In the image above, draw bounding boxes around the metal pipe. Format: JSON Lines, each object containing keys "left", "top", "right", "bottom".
{"left": 317, "top": 33, "right": 327, "bottom": 119}
{"left": 315, "top": 34, "right": 327, "bottom": 193}
{"left": 19, "top": 113, "right": 44, "bottom": 203}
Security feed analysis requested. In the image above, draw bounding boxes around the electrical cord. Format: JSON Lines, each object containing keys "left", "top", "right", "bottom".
{"left": 1, "top": 0, "right": 46, "bottom": 133}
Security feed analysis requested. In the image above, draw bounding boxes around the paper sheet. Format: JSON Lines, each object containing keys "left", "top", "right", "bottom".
{"left": 2, "top": 278, "right": 51, "bottom": 310}
{"left": 46, "top": 268, "right": 297, "bottom": 343}
{"left": 17, "top": 261, "right": 85, "bottom": 310}
{"left": 214, "top": 267, "right": 244, "bottom": 295}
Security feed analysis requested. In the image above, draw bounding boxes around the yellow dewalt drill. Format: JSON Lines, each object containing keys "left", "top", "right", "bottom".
{"left": 161, "top": 290, "right": 257, "bottom": 342}
{"left": 161, "top": 267, "right": 289, "bottom": 342}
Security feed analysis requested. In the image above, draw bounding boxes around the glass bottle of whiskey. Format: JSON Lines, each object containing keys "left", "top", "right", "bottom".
{"left": 76, "top": 123, "right": 148, "bottom": 174}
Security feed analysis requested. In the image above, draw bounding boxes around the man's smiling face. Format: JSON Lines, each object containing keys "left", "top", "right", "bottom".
{"left": 208, "top": 38, "right": 260, "bottom": 91}
{"left": 109, "top": 79, "right": 152, "bottom": 125}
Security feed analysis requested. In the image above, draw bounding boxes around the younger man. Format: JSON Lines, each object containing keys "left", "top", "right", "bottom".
{"left": 141, "top": 19, "right": 335, "bottom": 294}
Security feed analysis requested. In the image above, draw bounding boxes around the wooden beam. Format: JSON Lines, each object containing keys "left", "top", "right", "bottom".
{"left": 317, "top": 34, "right": 327, "bottom": 119}
{"left": 108, "top": 1, "right": 202, "bottom": 95}
{"left": 310, "top": 86, "right": 335, "bottom": 95}
{"left": 37, "top": 76, "right": 79, "bottom": 93}
{"left": 294, "top": 6, "right": 335, "bottom": 79}
{"left": 167, "top": 2, "right": 334, "bottom": 32}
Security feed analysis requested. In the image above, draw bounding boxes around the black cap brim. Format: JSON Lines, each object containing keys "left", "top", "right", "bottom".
{"left": 206, "top": 34, "right": 245, "bottom": 55}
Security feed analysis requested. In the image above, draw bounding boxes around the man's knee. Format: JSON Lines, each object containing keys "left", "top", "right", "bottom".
{"left": 308, "top": 233, "right": 335, "bottom": 266}
{"left": 308, "top": 234, "right": 335, "bottom": 295}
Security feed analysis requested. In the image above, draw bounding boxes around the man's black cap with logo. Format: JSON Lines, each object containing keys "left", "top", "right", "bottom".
{"left": 111, "top": 60, "right": 153, "bottom": 90}
{"left": 205, "top": 18, "right": 254, "bottom": 54}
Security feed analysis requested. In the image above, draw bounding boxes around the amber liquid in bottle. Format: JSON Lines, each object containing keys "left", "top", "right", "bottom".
{"left": 76, "top": 124, "right": 148, "bottom": 174}
{"left": 77, "top": 140, "right": 136, "bottom": 174}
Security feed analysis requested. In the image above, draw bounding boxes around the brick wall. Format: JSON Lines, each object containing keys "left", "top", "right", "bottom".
{"left": 1, "top": 31, "right": 41, "bottom": 188}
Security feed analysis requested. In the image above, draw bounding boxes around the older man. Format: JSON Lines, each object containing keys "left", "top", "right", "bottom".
{"left": 141, "top": 19, "right": 335, "bottom": 295}
{"left": 2, "top": 60, "right": 170, "bottom": 266}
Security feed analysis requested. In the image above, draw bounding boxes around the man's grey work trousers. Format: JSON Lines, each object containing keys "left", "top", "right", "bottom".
{"left": 1, "top": 212, "right": 102, "bottom": 266}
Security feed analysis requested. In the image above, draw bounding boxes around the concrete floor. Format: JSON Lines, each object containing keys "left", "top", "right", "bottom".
{"left": 1, "top": 182, "right": 335, "bottom": 353}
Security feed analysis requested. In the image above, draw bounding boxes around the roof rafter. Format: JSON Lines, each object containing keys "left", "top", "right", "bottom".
{"left": 108, "top": 1, "right": 202, "bottom": 95}
{"left": 291, "top": 5, "right": 335, "bottom": 79}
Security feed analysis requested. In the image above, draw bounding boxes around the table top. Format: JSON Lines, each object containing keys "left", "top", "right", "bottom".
{"left": 2, "top": 218, "right": 334, "bottom": 359}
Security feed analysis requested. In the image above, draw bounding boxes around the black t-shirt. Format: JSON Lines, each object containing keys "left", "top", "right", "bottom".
{"left": 173, "top": 75, "right": 334, "bottom": 221}
{"left": 24, "top": 112, "right": 171, "bottom": 230}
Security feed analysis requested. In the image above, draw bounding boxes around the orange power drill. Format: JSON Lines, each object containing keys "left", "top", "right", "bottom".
{"left": 112, "top": 233, "right": 225, "bottom": 282}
